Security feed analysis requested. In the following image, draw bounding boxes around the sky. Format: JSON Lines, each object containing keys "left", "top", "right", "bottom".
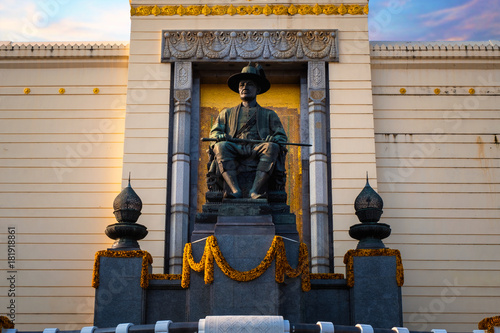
{"left": 0, "top": 0, "right": 499, "bottom": 43}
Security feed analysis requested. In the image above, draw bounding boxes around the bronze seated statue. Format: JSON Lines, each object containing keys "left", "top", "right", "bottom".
{"left": 203, "top": 63, "right": 288, "bottom": 203}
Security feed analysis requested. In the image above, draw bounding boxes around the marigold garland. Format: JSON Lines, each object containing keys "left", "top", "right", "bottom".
{"left": 0, "top": 316, "right": 14, "bottom": 330}
{"left": 310, "top": 273, "right": 344, "bottom": 280}
{"left": 479, "top": 316, "right": 500, "bottom": 333}
{"left": 181, "top": 235, "right": 312, "bottom": 291}
{"left": 149, "top": 274, "right": 182, "bottom": 281}
{"left": 343, "top": 248, "right": 404, "bottom": 288}
{"left": 131, "top": 4, "right": 369, "bottom": 17}
{"left": 92, "top": 250, "right": 153, "bottom": 289}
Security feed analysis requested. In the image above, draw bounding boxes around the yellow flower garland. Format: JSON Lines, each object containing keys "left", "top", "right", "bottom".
{"left": 0, "top": 316, "right": 15, "bottom": 330}
{"left": 92, "top": 250, "right": 153, "bottom": 289}
{"left": 479, "top": 316, "right": 500, "bottom": 333}
{"left": 182, "top": 235, "right": 312, "bottom": 292}
{"left": 91, "top": 238, "right": 353, "bottom": 292}
{"left": 148, "top": 274, "right": 182, "bottom": 280}
{"left": 343, "top": 248, "right": 404, "bottom": 288}
{"left": 310, "top": 273, "right": 344, "bottom": 280}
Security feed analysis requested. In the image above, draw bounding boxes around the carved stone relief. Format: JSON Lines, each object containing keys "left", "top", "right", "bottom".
{"left": 162, "top": 30, "right": 338, "bottom": 62}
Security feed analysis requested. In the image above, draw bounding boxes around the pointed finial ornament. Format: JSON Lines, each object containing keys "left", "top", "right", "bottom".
{"left": 105, "top": 174, "right": 148, "bottom": 250}
{"left": 349, "top": 173, "right": 391, "bottom": 249}
{"left": 354, "top": 173, "right": 383, "bottom": 222}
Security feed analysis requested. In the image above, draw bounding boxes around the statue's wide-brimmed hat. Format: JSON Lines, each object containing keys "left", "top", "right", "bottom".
{"left": 227, "top": 64, "right": 271, "bottom": 95}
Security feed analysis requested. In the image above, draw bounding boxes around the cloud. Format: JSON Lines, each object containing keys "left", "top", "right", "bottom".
{"left": 417, "top": 0, "right": 500, "bottom": 41}
{"left": 419, "top": 0, "right": 480, "bottom": 28}
{"left": 0, "top": 0, "right": 130, "bottom": 42}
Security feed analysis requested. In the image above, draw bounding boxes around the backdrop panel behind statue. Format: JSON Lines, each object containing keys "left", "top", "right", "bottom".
{"left": 198, "top": 83, "right": 303, "bottom": 238}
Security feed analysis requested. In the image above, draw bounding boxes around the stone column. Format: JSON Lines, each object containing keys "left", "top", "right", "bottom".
{"left": 308, "top": 61, "right": 330, "bottom": 273}
{"left": 169, "top": 61, "right": 192, "bottom": 273}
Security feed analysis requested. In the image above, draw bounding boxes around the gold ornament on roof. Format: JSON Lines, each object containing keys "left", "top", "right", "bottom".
{"left": 227, "top": 4, "right": 236, "bottom": 15}
{"left": 338, "top": 4, "right": 348, "bottom": 15}
{"left": 263, "top": 4, "right": 272, "bottom": 16}
{"left": 152, "top": 5, "right": 161, "bottom": 16}
{"left": 202, "top": 4, "right": 211, "bottom": 15}
{"left": 130, "top": 3, "right": 368, "bottom": 17}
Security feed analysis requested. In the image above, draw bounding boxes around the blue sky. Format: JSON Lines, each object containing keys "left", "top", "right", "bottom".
{"left": 0, "top": 0, "right": 499, "bottom": 43}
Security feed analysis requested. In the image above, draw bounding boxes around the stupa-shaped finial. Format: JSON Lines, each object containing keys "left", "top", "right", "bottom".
{"left": 349, "top": 173, "right": 391, "bottom": 249}
{"left": 105, "top": 174, "right": 148, "bottom": 250}
{"left": 354, "top": 173, "right": 383, "bottom": 223}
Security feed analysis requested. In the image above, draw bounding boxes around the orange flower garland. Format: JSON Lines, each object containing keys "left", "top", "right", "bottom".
{"left": 479, "top": 316, "right": 500, "bottom": 333}
{"left": 92, "top": 237, "right": 351, "bottom": 292}
{"left": 0, "top": 316, "right": 14, "bottom": 330}
{"left": 310, "top": 273, "right": 344, "bottom": 280}
{"left": 92, "top": 250, "right": 153, "bottom": 289}
{"left": 181, "top": 235, "right": 312, "bottom": 291}
{"left": 343, "top": 248, "right": 404, "bottom": 287}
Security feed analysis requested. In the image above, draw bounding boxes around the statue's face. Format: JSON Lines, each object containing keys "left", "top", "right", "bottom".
{"left": 238, "top": 80, "right": 260, "bottom": 102}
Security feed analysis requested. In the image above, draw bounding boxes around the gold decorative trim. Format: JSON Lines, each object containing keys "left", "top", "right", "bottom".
{"left": 434, "top": 88, "right": 441, "bottom": 95}
{"left": 59, "top": 88, "right": 66, "bottom": 94}
{"left": 343, "top": 248, "right": 404, "bottom": 288}
{"left": 399, "top": 88, "right": 406, "bottom": 95}
{"left": 479, "top": 316, "right": 500, "bottom": 333}
{"left": 93, "top": 88, "right": 100, "bottom": 94}
{"left": 469, "top": 88, "right": 476, "bottom": 95}
{"left": 24, "top": 88, "right": 31, "bottom": 94}
{"left": 182, "top": 235, "right": 312, "bottom": 292}
{"left": 132, "top": 3, "right": 368, "bottom": 17}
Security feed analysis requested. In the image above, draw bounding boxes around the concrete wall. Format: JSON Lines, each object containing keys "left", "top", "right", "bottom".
{"left": 371, "top": 42, "right": 500, "bottom": 332}
{"left": 0, "top": 42, "right": 129, "bottom": 330}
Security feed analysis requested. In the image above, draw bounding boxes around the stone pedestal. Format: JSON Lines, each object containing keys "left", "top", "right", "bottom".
{"left": 188, "top": 215, "right": 291, "bottom": 321}
{"left": 350, "top": 255, "right": 402, "bottom": 328}
{"left": 94, "top": 256, "right": 148, "bottom": 327}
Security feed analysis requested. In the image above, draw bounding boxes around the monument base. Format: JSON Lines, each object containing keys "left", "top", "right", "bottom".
{"left": 193, "top": 198, "right": 298, "bottom": 241}
{"left": 188, "top": 215, "right": 301, "bottom": 322}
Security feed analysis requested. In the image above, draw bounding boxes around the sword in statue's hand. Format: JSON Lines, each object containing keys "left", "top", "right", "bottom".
{"left": 201, "top": 137, "right": 312, "bottom": 147}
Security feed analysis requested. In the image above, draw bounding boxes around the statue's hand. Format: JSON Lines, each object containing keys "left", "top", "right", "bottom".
{"left": 215, "top": 133, "right": 227, "bottom": 142}
{"left": 265, "top": 135, "right": 281, "bottom": 143}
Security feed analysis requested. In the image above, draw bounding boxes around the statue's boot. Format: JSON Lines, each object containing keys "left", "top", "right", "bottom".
{"left": 249, "top": 171, "right": 270, "bottom": 199}
{"left": 222, "top": 170, "right": 243, "bottom": 198}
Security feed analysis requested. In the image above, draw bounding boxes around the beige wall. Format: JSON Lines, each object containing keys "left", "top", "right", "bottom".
{"left": 0, "top": 43, "right": 129, "bottom": 330}
{"left": 371, "top": 42, "right": 500, "bottom": 332}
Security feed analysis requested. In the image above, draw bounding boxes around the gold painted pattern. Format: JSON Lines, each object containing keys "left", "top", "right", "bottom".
{"left": 131, "top": 3, "right": 368, "bottom": 17}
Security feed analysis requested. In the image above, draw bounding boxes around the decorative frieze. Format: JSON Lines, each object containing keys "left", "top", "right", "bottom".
{"left": 132, "top": 4, "right": 368, "bottom": 17}
{"left": 162, "top": 30, "right": 338, "bottom": 62}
